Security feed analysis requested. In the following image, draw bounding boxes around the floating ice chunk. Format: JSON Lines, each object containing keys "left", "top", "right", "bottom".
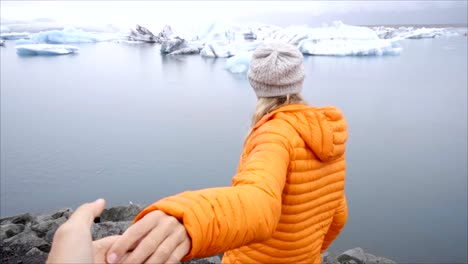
{"left": 127, "top": 25, "right": 158, "bottom": 43}
{"left": 1, "top": 32, "right": 30, "bottom": 40}
{"left": 298, "top": 38, "right": 401, "bottom": 56}
{"left": 243, "top": 21, "right": 401, "bottom": 57}
{"left": 15, "top": 44, "right": 79, "bottom": 56}
{"left": 29, "top": 28, "right": 115, "bottom": 44}
{"left": 225, "top": 50, "right": 254, "bottom": 73}
{"left": 0, "top": 40, "right": 4, "bottom": 46}
{"left": 253, "top": 22, "right": 380, "bottom": 43}
{"left": 262, "top": 25, "right": 311, "bottom": 45}
{"left": 404, "top": 28, "right": 444, "bottom": 39}
{"left": 14, "top": 39, "right": 36, "bottom": 45}
{"left": 161, "top": 37, "right": 187, "bottom": 54}
{"left": 372, "top": 26, "right": 461, "bottom": 39}
{"left": 126, "top": 24, "right": 173, "bottom": 43}
{"left": 200, "top": 42, "right": 236, "bottom": 58}
{"left": 169, "top": 47, "right": 200, "bottom": 55}
{"left": 160, "top": 36, "right": 201, "bottom": 55}
{"left": 192, "top": 21, "right": 404, "bottom": 58}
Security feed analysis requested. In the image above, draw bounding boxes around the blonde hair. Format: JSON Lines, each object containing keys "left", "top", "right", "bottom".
{"left": 245, "top": 94, "right": 306, "bottom": 144}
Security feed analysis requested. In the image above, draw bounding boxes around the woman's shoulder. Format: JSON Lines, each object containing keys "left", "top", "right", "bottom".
{"left": 245, "top": 117, "right": 297, "bottom": 153}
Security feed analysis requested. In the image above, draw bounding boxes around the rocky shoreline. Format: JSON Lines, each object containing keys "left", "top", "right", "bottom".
{"left": 1, "top": 205, "right": 397, "bottom": 264}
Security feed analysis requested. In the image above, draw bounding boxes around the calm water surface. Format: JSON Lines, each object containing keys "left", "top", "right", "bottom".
{"left": 1, "top": 38, "right": 467, "bottom": 263}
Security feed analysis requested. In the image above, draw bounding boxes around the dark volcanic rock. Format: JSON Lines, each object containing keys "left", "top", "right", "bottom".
{"left": 323, "top": 250, "right": 341, "bottom": 264}
{"left": 49, "top": 208, "right": 72, "bottom": 220}
{"left": 31, "top": 216, "right": 67, "bottom": 238}
{"left": 100, "top": 204, "right": 142, "bottom": 222}
{"left": 1, "top": 213, "right": 35, "bottom": 225}
{"left": 4, "top": 229, "right": 51, "bottom": 252}
{"left": 0, "top": 224, "right": 25, "bottom": 240}
{"left": 24, "top": 247, "right": 48, "bottom": 264}
{"left": 337, "top": 247, "right": 367, "bottom": 264}
{"left": 183, "top": 256, "right": 221, "bottom": 264}
{"left": 364, "top": 253, "right": 397, "bottom": 264}
{"left": 1, "top": 229, "right": 50, "bottom": 264}
{"left": 92, "top": 221, "right": 132, "bottom": 240}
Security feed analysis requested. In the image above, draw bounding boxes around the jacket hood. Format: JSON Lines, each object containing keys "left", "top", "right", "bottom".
{"left": 253, "top": 104, "right": 348, "bottom": 162}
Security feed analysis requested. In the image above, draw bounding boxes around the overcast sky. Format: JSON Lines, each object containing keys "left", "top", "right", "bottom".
{"left": 1, "top": 1, "right": 467, "bottom": 29}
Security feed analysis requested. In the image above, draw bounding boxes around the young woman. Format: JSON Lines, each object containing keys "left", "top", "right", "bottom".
{"left": 106, "top": 41, "right": 349, "bottom": 264}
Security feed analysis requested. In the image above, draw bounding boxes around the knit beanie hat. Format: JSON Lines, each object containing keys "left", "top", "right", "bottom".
{"left": 248, "top": 41, "right": 305, "bottom": 98}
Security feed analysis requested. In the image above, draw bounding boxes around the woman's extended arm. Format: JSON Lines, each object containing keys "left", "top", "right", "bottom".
{"left": 107, "top": 121, "right": 292, "bottom": 263}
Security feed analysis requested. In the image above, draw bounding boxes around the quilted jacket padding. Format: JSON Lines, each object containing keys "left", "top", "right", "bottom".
{"left": 134, "top": 104, "right": 348, "bottom": 264}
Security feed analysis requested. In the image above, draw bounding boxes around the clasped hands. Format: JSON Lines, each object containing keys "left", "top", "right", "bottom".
{"left": 47, "top": 199, "right": 191, "bottom": 264}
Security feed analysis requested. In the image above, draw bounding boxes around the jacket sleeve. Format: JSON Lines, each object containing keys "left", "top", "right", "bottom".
{"left": 321, "top": 193, "right": 348, "bottom": 253}
{"left": 133, "top": 124, "right": 291, "bottom": 260}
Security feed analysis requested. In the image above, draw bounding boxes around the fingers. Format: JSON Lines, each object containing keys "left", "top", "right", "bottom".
{"left": 147, "top": 233, "right": 190, "bottom": 264}
{"left": 93, "top": 235, "right": 120, "bottom": 251}
{"left": 165, "top": 238, "right": 191, "bottom": 264}
{"left": 93, "top": 236, "right": 121, "bottom": 264}
{"left": 107, "top": 211, "right": 164, "bottom": 264}
{"left": 68, "top": 198, "right": 106, "bottom": 227}
{"left": 122, "top": 223, "right": 172, "bottom": 264}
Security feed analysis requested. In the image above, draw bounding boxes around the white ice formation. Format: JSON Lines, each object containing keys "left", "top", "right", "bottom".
{"left": 15, "top": 44, "right": 79, "bottom": 56}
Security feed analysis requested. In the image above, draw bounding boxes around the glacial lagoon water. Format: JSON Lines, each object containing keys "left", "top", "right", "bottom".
{"left": 1, "top": 37, "right": 467, "bottom": 263}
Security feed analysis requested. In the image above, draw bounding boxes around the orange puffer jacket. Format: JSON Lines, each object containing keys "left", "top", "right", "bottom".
{"left": 134, "top": 104, "right": 348, "bottom": 264}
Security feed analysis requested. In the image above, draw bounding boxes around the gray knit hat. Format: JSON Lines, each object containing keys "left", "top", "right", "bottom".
{"left": 248, "top": 41, "right": 305, "bottom": 98}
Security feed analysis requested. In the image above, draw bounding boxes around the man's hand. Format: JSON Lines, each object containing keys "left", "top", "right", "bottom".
{"left": 47, "top": 199, "right": 123, "bottom": 263}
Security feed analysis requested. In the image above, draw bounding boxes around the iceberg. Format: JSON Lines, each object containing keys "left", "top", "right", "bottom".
{"left": 199, "top": 39, "right": 261, "bottom": 58}
{"left": 126, "top": 24, "right": 173, "bottom": 43}
{"left": 371, "top": 26, "right": 464, "bottom": 39}
{"left": 1, "top": 32, "right": 30, "bottom": 40}
{"left": 248, "top": 22, "right": 380, "bottom": 43}
{"left": 160, "top": 37, "right": 201, "bottom": 55}
{"left": 200, "top": 42, "right": 236, "bottom": 58}
{"left": 14, "top": 39, "right": 37, "bottom": 45}
{"left": 247, "top": 24, "right": 284, "bottom": 41}
{"left": 256, "top": 22, "right": 402, "bottom": 56}
{"left": 15, "top": 44, "right": 79, "bottom": 56}
{"left": 169, "top": 47, "right": 200, "bottom": 55}
{"left": 219, "top": 22, "right": 404, "bottom": 73}
{"left": 0, "top": 40, "right": 4, "bottom": 46}
{"left": 404, "top": 27, "right": 444, "bottom": 39}
{"left": 225, "top": 51, "right": 254, "bottom": 73}
{"left": 193, "top": 21, "right": 402, "bottom": 59}
{"left": 127, "top": 25, "right": 158, "bottom": 43}
{"left": 26, "top": 28, "right": 116, "bottom": 44}
{"left": 298, "top": 38, "right": 401, "bottom": 56}
{"left": 161, "top": 37, "right": 186, "bottom": 54}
